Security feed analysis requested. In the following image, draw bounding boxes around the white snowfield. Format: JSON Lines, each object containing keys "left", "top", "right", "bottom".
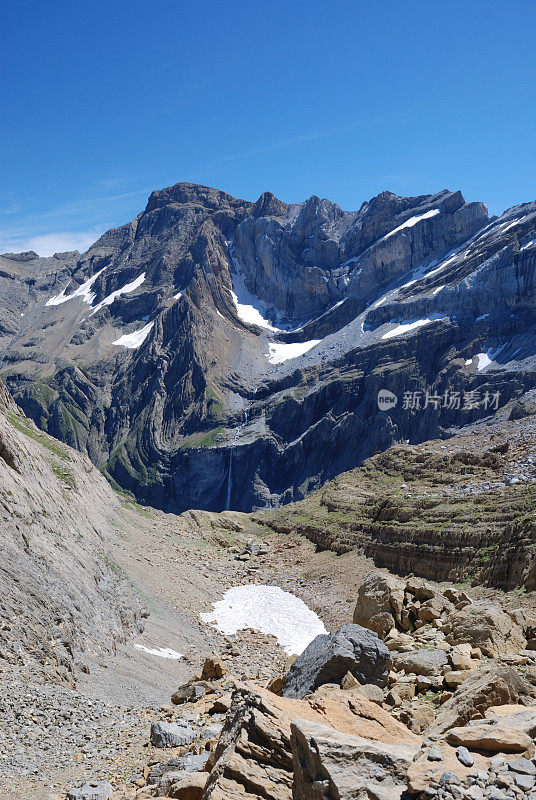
{"left": 112, "top": 320, "right": 154, "bottom": 349}
{"left": 381, "top": 315, "right": 442, "bottom": 340}
{"left": 133, "top": 644, "right": 183, "bottom": 660}
{"left": 466, "top": 345, "right": 505, "bottom": 371}
{"left": 267, "top": 339, "right": 321, "bottom": 364}
{"left": 90, "top": 272, "right": 146, "bottom": 316}
{"left": 230, "top": 288, "right": 285, "bottom": 332}
{"left": 45, "top": 267, "right": 107, "bottom": 307}
{"left": 382, "top": 208, "right": 440, "bottom": 240}
{"left": 201, "top": 584, "right": 327, "bottom": 656}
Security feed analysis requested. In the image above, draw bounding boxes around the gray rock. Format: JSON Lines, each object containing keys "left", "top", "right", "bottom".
{"left": 428, "top": 746, "right": 443, "bottom": 761}
{"left": 507, "top": 756, "right": 536, "bottom": 775}
{"left": 487, "top": 790, "right": 508, "bottom": 800}
{"left": 150, "top": 720, "right": 196, "bottom": 748}
{"left": 456, "top": 746, "right": 474, "bottom": 767}
{"left": 439, "top": 771, "right": 461, "bottom": 787}
{"left": 200, "top": 722, "right": 223, "bottom": 740}
{"left": 282, "top": 623, "right": 391, "bottom": 698}
{"left": 66, "top": 781, "right": 113, "bottom": 800}
{"left": 392, "top": 649, "right": 448, "bottom": 677}
{"left": 514, "top": 773, "right": 535, "bottom": 791}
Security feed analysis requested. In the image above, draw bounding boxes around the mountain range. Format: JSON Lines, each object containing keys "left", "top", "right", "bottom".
{"left": 1, "top": 182, "right": 535, "bottom": 512}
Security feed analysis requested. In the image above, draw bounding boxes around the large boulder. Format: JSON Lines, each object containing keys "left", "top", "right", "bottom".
{"left": 168, "top": 773, "right": 207, "bottom": 798}
{"left": 353, "top": 573, "right": 464, "bottom": 638}
{"left": 203, "top": 684, "right": 419, "bottom": 800}
{"left": 353, "top": 573, "right": 405, "bottom": 635}
{"left": 442, "top": 600, "right": 526, "bottom": 656}
{"left": 291, "top": 719, "right": 419, "bottom": 800}
{"left": 282, "top": 624, "right": 391, "bottom": 699}
{"left": 429, "top": 664, "right": 536, "bottom": 736}
{"left": 446, "top": 723, "right": 535, "bottom": 755}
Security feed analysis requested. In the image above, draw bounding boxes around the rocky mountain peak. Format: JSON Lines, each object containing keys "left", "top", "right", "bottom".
{"left": 0, "top": 182, "right": 534, "bottom": 515}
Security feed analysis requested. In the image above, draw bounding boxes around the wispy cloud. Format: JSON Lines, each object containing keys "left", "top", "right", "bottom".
{"left": 0, "top": 185, "right": 152, "bottom": 256}
{"left": 211, "top": 118, "right": 391, "bottom": 166}
{"left": 0, "top": 228, "right": 106, "bottom": 257}
{"left": 0, "top": 203, "right": 22, "bottom": 215}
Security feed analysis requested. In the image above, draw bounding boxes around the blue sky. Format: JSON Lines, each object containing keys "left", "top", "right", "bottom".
{"left": 1, "top": 0, "right": 535, "bottom": 255}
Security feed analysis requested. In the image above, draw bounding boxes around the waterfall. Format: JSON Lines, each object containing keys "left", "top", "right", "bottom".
{"left": 225, "top": 388, "right": 256, "bottom": 510}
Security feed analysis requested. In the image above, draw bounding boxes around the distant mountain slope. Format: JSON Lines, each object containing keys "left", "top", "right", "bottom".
{"left": 0, "top": 383, "right": 143, "bottom": 683}
{"left": 0, "top": 183, "right": 535, "bottom": 512}
{"left": 257, "top": 393, "right": 536, "bottom": 589}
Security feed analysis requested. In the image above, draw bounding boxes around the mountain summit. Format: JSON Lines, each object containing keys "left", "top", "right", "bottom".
{"left": 1, "top": 183, "right": 535, "bottom": 511}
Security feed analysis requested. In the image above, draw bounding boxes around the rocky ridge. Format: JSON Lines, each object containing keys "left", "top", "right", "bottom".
{"left": 2, "top": 183, "right": 536, "bottom": 512}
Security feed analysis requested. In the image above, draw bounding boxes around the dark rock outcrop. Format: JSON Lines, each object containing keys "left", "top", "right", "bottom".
{"left": 282, "top": 624, "right": 391, "bottom": 699}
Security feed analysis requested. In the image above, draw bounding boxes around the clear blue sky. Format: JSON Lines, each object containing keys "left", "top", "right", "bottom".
{"left": 1, "top": 0, "right": 535, "bottom": 255}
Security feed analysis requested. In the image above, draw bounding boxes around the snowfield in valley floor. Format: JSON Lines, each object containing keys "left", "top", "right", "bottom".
{"left": 200, "top": 584, "right": 327, "bottom": 655}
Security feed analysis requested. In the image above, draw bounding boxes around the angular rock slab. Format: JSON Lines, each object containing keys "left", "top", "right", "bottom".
{"left": 66, "top": 781, "right": 113, "bottom": 800}
{"left": 392, "top": 648, "right": 448, "bottom": 677}
{"left": 150, "top": 720, "right": 196, "bottom": 748}
{"left": 290, "top": 718, "right": 419, "bottom": 799}
{"left": 446, "top": 723, "right": 535, "bottom": 755}
{"left": 428, "top": 663, "right": 536, "bottom": 737}
{"left": 282, "top": 624, "right": 391, "bottom": 699}
{"left": 203, "top": 683, "right": 419, "bottom": 800}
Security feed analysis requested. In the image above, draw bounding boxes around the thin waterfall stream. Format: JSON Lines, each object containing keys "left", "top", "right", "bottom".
{"left": 225, "top": 388, "right": 256, "bottom": 510}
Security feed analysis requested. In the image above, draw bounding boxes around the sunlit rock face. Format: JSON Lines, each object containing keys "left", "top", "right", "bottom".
{"left": 1, "top": 181, "right": 536, "bottom": 512}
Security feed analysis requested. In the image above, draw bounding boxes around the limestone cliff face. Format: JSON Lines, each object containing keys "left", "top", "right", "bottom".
{"left": 0, "top": 183, "right": 535, "bottom": 512}
{"left": 259, "top": 408, "right": 536, "bottom": 588}
{"left": 0, "top": 384, "right": 144, "bottom": 682}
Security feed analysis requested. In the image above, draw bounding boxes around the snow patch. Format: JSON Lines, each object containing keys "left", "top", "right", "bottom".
{"left": 267, "top": 339, "right": 321, "bottom": 364}
{"left": 500, "top": 219, "right": 523, "bottom": 234}
{"left": 431, "top": 285, "right": 445, "bottom": 296}
{"left": 381, "top": 315, "right": 442, "bottom": 340}
{"left": 46, "top": 267, "right": 106, "bottom": 307}
{"left": 466, "top": 345, "right": 505, "bottom": 371}
{"left": 174, "top": 290, "right": 184, "bottom": 300}
{"left": 521, "top": 240, "right": 535, "bottom": 251}
{"left": 200, "top": 584, "right": 326, "bottom": 656}
{"left": 112, "top": 320, "right": 154, "bottom": 349}
{"left": 230, "top": 289, "right": 285, "bottom": 332}
{"left": 90, "top": 272, "right": 146, "bottom": 316}
{"left": 474, "top": 346, "right": 505, "bottom": 372}
{"left": 382, "top": 209, "right": 440, "bottom": 240}
{"left": 133, "top": 644, "right": 183, "bottom": 660}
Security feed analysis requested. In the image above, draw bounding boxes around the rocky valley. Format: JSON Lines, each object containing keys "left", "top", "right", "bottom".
{"left": 2, "top": 182, "right": 536, "bottom": 800}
